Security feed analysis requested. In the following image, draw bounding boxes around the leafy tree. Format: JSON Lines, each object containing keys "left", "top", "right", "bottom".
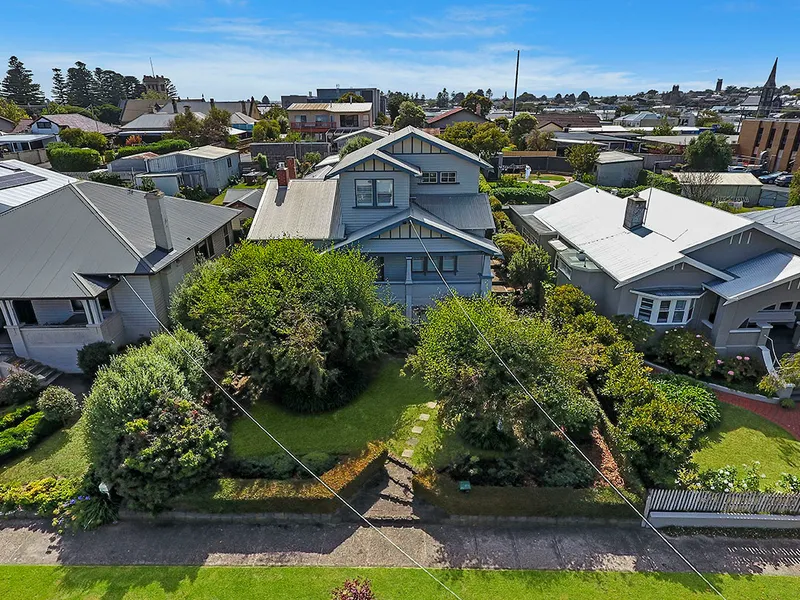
{"left": 304, "top": 151, "right": 322, "bottom": 166}
{"left": 578, "top": 91, "right": 591, "bottom": 102}
{"left": 545, "top": 284, "right": 596, "bottom": 329}
{"left": 375, "top": 112, "right": 390, "bottom": 126}
{"left": 492, "top": 232, "right": 525, "bottom": 263}
{"left": 393, "top": 100, "right": 425, "bottom": 129}
{"left": 84, "top": 330, "right": 225, "bottom": 512}
{"left": 516, "top": 92, "right": 536, "bottom": 103}
{"left": 1, "top": 56, "right": 43, "bottom": 105}
{"left": 494, "top": 116, "right": 509, "bottom": 130}
{"left": 486, "top": 88, "right": 493, "bottom": 99}
{"left": 170, "top": 240, "right": 412, "bottom": 412}
{"left": 715, "top": 122, "right": 736, "bottom": 134}
{"left": 122, "top": 75, "right": 146, "bottom": 99}
{"left": 51, "top": 68, "right": 68, "bottom": 104}
{"left": 524, "top": 128, "right": 554, "bottom": 151}
{"left": 695, "top": 110, "right": 722, "bottom": 127}
{"left": 0, "top": 97, "right": 29, "bottom": 124}
{"left": 439, "top": 122, "right": 508, "bottom": 161}
{"left": 339, "top": 135, "right": 373, "bottom": 158}
{"left": 94, "top": 103, "right": 122, "bottom": 124}
{"left": 508, "top": 243, "right": 555, "bottom": 309}
{"left": 42, "top": 102, "right": 94, "bottom": 118}
{"left": 616, "top": 104, "right": 635, "bottom": 117}
{"left": 407, "top": 295, "right": 595, "bottom": 448}
{"left": 66, "top": 61, "right": 97, "bottom": 107}
{"left": 337, "top": 91, "right": 365, "bottom": 103}
{"left": 253, "top": 119, "right": 281, "bottom": 142}
{"left": 169, "top": 110, "right": 203, "bottom": 144}
{"left": 461, "top": 92, "right": 492, "bottom": 115}
{"left": 507, "top": 113, "right": 537, "bottom": 149}
{"left": 262, "top": 105, "right": 288, "bottom": 121}
{"left": 199, "top": 107, "right": 231, "bottom": 145}
{"left": 93, "top": 68, "right": 128, "bottom": 106}
{"left": 566, "top": 144, "right": 599, "bottom": 179}
{"left": 452, "top": 91, "right": 465, "bottom": 105}
{"left": 684, "top": 131, "right": 732, "bottom": 171}
{"left": 387, "top": 91, "right": 411, "bottom": 121}
{"left": 436, "top": 88, "right": 449, "bottom": 108}
{"left": 787, "top": 173, "right": 800, "bottom": 207}
{"left": 651, "top": 117, "right": 674, "bottom": 136}
{"left": 276, "top": 115, "right": 289, "bottom": 134}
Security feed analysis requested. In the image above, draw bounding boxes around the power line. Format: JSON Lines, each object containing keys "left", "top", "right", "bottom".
{"left": 409, "top": 225, "right": 727, "bottom": 600}
{"left": 118, "top": 276, "right": 466, "bottom": 600}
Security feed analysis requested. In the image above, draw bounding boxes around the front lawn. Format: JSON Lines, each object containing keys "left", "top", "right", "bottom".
{"left": 0, "top": 566, "right": 796, "bottom": 600}
{"left": 0, "top": 416, "right": 89, "bottom": 485}
{"left": 230, "top": 359, "right": 435, "bottom": 457}
{"left": 693, "top": 403, "right": 800, "bottom": 483}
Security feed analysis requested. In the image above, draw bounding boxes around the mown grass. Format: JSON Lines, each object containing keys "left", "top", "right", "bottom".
{"left": 0, "top": 566, "right": 796, "bottom": 600}
{"left": 230, "top": 359, "right": 435, "bottom": 457}
{"left": 693, "top": 403, "right": 800, "bottom": 483}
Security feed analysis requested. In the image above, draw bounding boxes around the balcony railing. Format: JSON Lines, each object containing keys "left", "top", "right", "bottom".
{"left": 290, "top": 122, "right": 335, "bottom": 131}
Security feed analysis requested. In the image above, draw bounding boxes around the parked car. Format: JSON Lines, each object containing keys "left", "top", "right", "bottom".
{"left": 747, "top": 167, "right": 769, "bottom": 177}
{"left": 727, "top": 165, "right": 747, "bottom": 172}
{"left": 775, "top": 173, "right": 794, "bottom": 187}
{"left": 759, "top": 171, "right": 788, "bottom": 184}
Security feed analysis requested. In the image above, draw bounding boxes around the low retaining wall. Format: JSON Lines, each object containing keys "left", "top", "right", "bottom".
{"left": 648, "top": 511, "right": 800, "bottom": 529}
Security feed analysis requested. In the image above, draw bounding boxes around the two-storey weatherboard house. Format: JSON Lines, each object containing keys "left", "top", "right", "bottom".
{"left": 248, "top": 126, "right": 500, "bottom": 316}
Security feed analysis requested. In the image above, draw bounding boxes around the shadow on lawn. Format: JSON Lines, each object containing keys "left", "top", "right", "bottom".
{"left": 55, "top": 565, "right": 203, "bottom": 600}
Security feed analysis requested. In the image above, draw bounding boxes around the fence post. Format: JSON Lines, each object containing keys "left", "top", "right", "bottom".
{"left": 642, "top": 489, "right": 654, "bottom": 527}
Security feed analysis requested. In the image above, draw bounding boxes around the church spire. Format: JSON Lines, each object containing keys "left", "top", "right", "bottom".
{"left": 765, "top": 57, "right": 778, "bottom": 87}
{"left": 756, "top": 57, "right": 779, "bottom": 118}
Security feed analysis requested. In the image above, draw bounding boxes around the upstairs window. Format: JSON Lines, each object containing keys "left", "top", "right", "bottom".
{"left": 355, "top": 180, "right": 374, "bottom": 206}
{"left": 355, "top": 179, "right": 394, "bottom": 207}
{"left": 421, "top": 172, "right": 437, "bottom": 184}
{"left": 376, "top": 180, "right": 393, "bottom": 206}
{"left": 37, "top": 120, "right": 51, "bottom": 129}
{"left": 439, "top": 171, "right": 457, "bottom": 183}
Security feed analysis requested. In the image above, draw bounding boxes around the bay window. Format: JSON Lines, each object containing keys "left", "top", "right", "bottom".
{"left": 635, "top": 294, "right": 697, "bottom": 325}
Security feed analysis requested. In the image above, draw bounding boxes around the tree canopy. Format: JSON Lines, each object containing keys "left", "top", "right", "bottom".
{"left": 337, "top": 92, "right": 365, "bottom": 103}
{"left": 0, "top": 97, "right": 29, "bottom": 124}
{"left": 566, "top": 144, "right": 600, "bottom": 179}
{"left": 393, "top": 100, "right": 426, "bottom": 129}
{"left": 1, "top": 56, "right": 43, "bottom": 105}
{"left": 507, "top": 113, "right": 537, "bottom": 149}
{"left": 438, "top": 122, "right": 508, "bottom": 161}
{"left": 170, "top": 240, "right": 413, "bottom": 412}
{"left": 684, "top": 131, "right": 733, "bottom": 171}
{"left": 339, "top": 135, "right": 374, "bottom": 158}
{"left": 460, "top": 92, "right": 492, "bottom": 116}
{"left": 169, "top": 107, "right": 231, "bottom": 146}
{"left": 253, "top": 119, "right": 281, "bottom": 142}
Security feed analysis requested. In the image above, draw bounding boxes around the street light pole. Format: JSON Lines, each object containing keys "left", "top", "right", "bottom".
{"left": 511, "top": 50, "right": 520, "bottom": 119}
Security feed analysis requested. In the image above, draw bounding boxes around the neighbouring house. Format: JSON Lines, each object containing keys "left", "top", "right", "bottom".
{"left": 248, "top": 126, "right": 500, "bottom": 317}
{"left": 0, "top": 116, "right": 15, "bottom": 133}
{"left": 110, "top": 145, "right": 241, "bottom": 193}
{"left": 613, "top": 111, "right": 671, "bottom": 128}
{"left": 674, "top": 171, "right": 763, "bottom": 206}
{"left": 0, "top": 175, "right": 239, "bottom": 372}
{"left": 10, "top": 118, "right": 33, "bottom": 134}
{"left": 641, "top": 134, "right": 740, "bottom": 154}
{"left": 509, "top": 186, "right": 800, "bottom": 359}
{"left": 282, "top": 87, "right": 387, "bottom": 124}
{"left": 0, "top": 133, "right": 57, "bottom": 153}
{"left": 547, "top": 181, "right": 590, "bottom": 203}
{"left": 594, "top": 151, "right": 643, "bottom": 187}
{"left": 738, "top": 118, "right": 800, "bottom": 172}
{"left": 118, "top": 99, "right": 163, "bottom": 125}
{"left": 426, "top": 107, "right": 488, "bottom": 131}
{"left": 0, "top": 160, "right": 75, "bottom": 214}
{"left": 31, "top": 114, "right": 118, "bottom": 139}
{"left": 223, "top": 187, "right": 262, "bottom": 230}
{"left": 537, "top": 113, "right": 602, "bottom": 132}
{"left": 287, "top": 102, "right": 373, "bottom": 139}
{"left": 156, "top": 98, "right": 261, "bottom": 120}
{"left": 117, "top": 105, "right": 249, "bottom": 143}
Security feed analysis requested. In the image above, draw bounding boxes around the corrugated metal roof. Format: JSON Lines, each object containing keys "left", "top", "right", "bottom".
{"left": 287, "top": 102, "right": 372, "bottom": 113}
{"left": 413, "top": 194, "right": 494, "bottom": 230}
{"left": 0, "top": 160, "right": 76, "bottom": 214}
{"left": 179, "top": 146, "right": 239, "bottom": 159}
{"left": 595, "top": 151, "right": 643, "bottom": 164}
{"left": 746, "top": 206, "right": 800, "bottom": 241}
{"left": 0, "top": 133, "right": 57, "bottom": 143}
{"left": 548, "top": 181, "right": 590, "bottom": 202}
{"left": 674, "top": 172, "right": 762, "bottom": 186}
{"left": 535, "top": 187, "right": 751, "bottom": 283}
{"left": 36, "top": 114, "right": 118, "bottom": 134}
{"left": 705, "top": 251, "right": 800, "bottom": 301}
{"left": 121, "top": 112, "right": 205, "bottom": 131}
{"left": 248, "top": 179, "right": 340, "bottom": 240}
{"left": 334, "top": 127, "right": 389, "bottom": 143}
{"left": 327, "top": 126, "right": 492, "bottom": 178}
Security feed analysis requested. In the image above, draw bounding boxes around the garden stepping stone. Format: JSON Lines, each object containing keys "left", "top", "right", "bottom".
{"left": 401, "top": 449, "right": 414, "bottom": 458}
{"left": 418, "top": 413, "right": 430, "bottom": 421}
{"left": 411, "top": 426, "right": 424, "bottom": 434}
{"left": 426, "top": 401, "right": 437, "bottom": 409}
{"left": 406, "top": 437, "right": 419, "bottom": 446}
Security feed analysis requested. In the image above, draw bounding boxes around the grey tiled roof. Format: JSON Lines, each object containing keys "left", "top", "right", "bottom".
{"left": 37, "top": 114, "right": 118, "bottom": 134}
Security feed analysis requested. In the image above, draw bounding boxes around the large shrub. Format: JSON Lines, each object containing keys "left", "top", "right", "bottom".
{"left": 492, "top": 232, "right": 525, "bottom": 263}
{"left": 331, "top": 578, "right": 376, "bottom": 600}
{"left": 0, "top": 412, "right": 59, "bottom": 463}
{"left": 0, "top": 371, "right": 41, "bottom": 406}
{"left": 47, "top": 146, "right": 102, "bottom": 172}
{"left": 37, "top": 386, "right": 79, "bottom": 424}
{"left": 657, "top": 329, "right": 716, "bottom": 376}
{"left": 491, "top": 185, "right": 550, "bottom": 204}
{"left": 84, "top": 332, "right": 225, "bottom": 512}
{"left": 77, "top": 341, "right": 117, "bottom": 378}
{"left": 610, "top": 315, "right": 655, "bottom": 352}
{"left": 114, "top": 139, "right": 191, "bottom": 159}
{"left": 508, "top": 243, "right": 554, "bottom": 309}
{"left": 637, "top": 169, "right": 681, "bottom": 194}
{"left": 545, "top": 284, "right": 596, "bottom": 329}
{"left": 652, "top": 374, "right": 720, "bottom": 432}
{"left": 170, "top": 240, "right": 412, "bottom": 412}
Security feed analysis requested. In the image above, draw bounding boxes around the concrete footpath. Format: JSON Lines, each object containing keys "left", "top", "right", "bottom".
{"left": 2, "top": 519, "right": 800, "bottom": 575}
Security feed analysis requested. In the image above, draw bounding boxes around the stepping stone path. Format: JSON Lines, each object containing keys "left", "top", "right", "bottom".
{"left": 401, "top": 404, "right": 436, "bottom": 459}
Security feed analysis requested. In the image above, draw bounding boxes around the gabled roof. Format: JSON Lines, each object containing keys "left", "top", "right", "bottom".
{"left": 596, "top": 151, "right": 643, "bottom": 164}
{"left": 705, "top": 251, "right": 800, "bottom": 303}
{"left": 247, "top": 179, "right": 340, "bottom": 241}
{"left": 35, "top": 114, "right": 118, "bottom": 135}
{"left": 334, "top": 127, "right": 389, "bottom": 143}
{"left": 537, "top": 113, "right": 601, "bottom": 128}
{"left": 426, "top": 107, "right": 487, "bottom": 124}
{"left": 120, "top": 111, "right": 205, "bottom": 131}
{"left": 548, "top": 181, "right": 590, "bottom": 202}
{"left": 534, "top": 187, "right": 751, "bottom": 284}
{"left": 0, "top": 180, "right": 239, "bottom": 299}
{"left": 177, "top": 146, "right": 239, "bottom": 159}
{"left": 10, "top": 118, "right": 33, "bottom": 134}
{"left": 0, "top": 160, "right": 76, "bottom": 214}
{"left": 223, "top": 188, "right": 262, "bottom": 210}
{"left": 330, "top": 203, "right": 500, "bottom": 255}
{"left": 746, "top": 206, "right": 800, "bottom": 242}
{"left": 287, "top": 102, "right": 372, "bottom": 113}
{"left": 326, "top": 126, "right": 492, "bottom": 178}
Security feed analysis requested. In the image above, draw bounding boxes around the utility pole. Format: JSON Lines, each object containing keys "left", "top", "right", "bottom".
{"left": 511, "top": 50, "right": 520, "bottom": 119}
{"left": 149, "top": 57, "right": 155, "bottom": 78}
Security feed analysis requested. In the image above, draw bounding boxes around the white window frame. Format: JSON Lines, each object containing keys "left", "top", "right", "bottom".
{"left": 634, "top": 293, "right": 698, "bottom": 325}
{"left": 439, "top": 171, "right": 457, "bottom": 184}
{"left": 420, "top": 172, "right": 438, "bottom": 184}
{"left": 355, "top": 180, "right": 374, "bottom": 206}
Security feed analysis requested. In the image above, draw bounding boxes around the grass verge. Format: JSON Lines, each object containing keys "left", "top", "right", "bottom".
{"left": 0, "top": 566, "right": 796, "bottom": 599}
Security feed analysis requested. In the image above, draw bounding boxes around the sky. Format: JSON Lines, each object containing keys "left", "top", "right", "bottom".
{"left": 4, "top": 0, "right": 799, "bottom": 102}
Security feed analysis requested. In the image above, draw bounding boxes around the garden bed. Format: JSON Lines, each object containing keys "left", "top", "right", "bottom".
{"left": 174, "top": 442, "right": 387, "bottom": 514}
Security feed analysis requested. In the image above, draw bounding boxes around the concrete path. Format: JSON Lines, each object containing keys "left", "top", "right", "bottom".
{"left": 2, "top": 519, "right": 800, "bottom": 575}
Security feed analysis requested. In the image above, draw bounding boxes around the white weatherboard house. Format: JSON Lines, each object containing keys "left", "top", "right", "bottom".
{"left": 509, "top": 186, "right": 800, "bottom": 361}
{"left": 248, "top": 126, "right": 500, "bottom": 316}
{"left": 0, "top": 161, "right": 239, "bottom": 372}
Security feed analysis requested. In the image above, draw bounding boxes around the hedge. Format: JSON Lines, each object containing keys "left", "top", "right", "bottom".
{"left": 47, "top": 147, "right": 102, "bottom": 172}
{"left": 412, "top": 470, "right": 641, "bottom": 519}
{"left": 0, "top": 404, "right": 37, "bottom": 431}
{"left": 114, "top": 139, "right": 191, "bottom": 159}
{"left": 0, "top": 477, "right": 82, "bottom": 515}
{"left": 637, "top": 169, "right": 681, "bottom": 194}
{"left": 491, "top": 185, "right": 551, "bottom": 204}
{"left": 174, "top": 442, "right": 387, "bottom": 514}
{"left": 0, "top": 412, "right": 60, "bottom": 464}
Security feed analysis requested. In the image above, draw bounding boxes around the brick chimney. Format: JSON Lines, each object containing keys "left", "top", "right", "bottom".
{"left": 285, "top": 156, "right": 297, "bottom": 180}
{"left": 276, "top": 162, "right": 289, "bottom": 187}
{"left": 623, "top": 192, "right": 647, "bottom": 231}
{"left": 145, "top": 190, "right": 173, "bottom": 251}
{"left": 172, "top": 98, "right": 178, "bottom": 113}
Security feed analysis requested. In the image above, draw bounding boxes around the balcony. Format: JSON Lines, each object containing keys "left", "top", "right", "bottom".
{"left": 290, "top": 122, "right": 335, "bottom": 132}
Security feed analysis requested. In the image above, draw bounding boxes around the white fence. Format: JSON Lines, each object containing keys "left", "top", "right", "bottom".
{"left": 645, "top": 488, "right": 800, "bottom": 528}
